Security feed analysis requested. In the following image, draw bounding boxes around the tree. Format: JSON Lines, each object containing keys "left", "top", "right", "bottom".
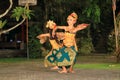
{"left": 0, "top": 0, "right": 13, "bottom": 18}
{"left": 0, "top": 0, "right": 13, "bottom": 31}
{"left": 0, "top": 2, "right": 34, "bottom": 35}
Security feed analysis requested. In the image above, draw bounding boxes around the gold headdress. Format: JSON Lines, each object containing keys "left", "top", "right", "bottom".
{"left": 46, "top": 20, "right": 56, "bottom": 29}
{"left": 69, "top": 12, "right": 78, "bottom": 20}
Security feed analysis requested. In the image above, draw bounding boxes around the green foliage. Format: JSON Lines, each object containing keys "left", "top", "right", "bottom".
{"left": 0, "top": 20, "right": 7, "bottom": 29}
{"left": 82, "top": 3, "right": 101, "bottom": 23}
{"left": 11, "top": 7, "right": 25, "bottom": 21}
{"left": 28, "top": 24, "right": 43, "bottom": 58}
{"left": 24, "top": 8, "right": 34, "bottom": 20}
{"left": 28, "top": 39, "right": 42, "bottom": 58}
{"left": 107, "top": 34, "right": 115, "bottom": 52}
{"left": 79, "top": 37, "right": 94, "bottom": 54}
{"left": 11, "top": 7, "right": 34, "bottom": 21}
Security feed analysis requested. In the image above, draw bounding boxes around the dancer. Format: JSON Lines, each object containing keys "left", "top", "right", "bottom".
{"left": 52, "top": 12, "right": 89, "bottom": 73}
{"left": 37, "top": 20, "right": 64, "bottom": 69}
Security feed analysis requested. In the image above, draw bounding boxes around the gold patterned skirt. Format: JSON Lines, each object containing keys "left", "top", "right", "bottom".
{"left": 44, "top": 40, "right": 77, "bottom": 67}
{"left": 44, "top": 49, "right": 60, "bottom": 67}
{"left": 56, "top": 46, "right": 77, "bottom": 66}
{"left": 44, "top": 39, "right": 60, "bottom": 67}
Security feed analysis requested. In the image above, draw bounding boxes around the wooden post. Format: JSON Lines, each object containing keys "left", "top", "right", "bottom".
{"left": 18, "top": 0, "right": 37, "bottom": 59}
{"left": 26, "top": 3, "right": 29, "bottom": 59}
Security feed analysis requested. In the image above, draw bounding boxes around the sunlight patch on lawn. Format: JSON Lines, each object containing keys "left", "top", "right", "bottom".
{"left": 74, "top": 63, "right": 120, "bottom": 70}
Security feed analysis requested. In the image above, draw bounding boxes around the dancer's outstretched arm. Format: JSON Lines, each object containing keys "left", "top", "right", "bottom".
{"left": 36, "top": 33, "right": 50, "bottom": 39}
{"left": 73, "top": 23, "right": 90, "bottom": 33}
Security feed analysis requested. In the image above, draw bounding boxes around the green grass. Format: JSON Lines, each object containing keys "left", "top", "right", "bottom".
{"left": 0, "top": 58, "right": 43, "bottom": 63}
{"left": 74, "top": 63, "right": 120, "bottom": 70}
{"left": 0, "top": 58, "right": 120, "bottom": 70}
{"left": 0, "top": 58, "right": 27, "bottom": 63}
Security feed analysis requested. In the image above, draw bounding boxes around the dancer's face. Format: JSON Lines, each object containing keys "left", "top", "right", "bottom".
{"left": 67, "top": 16, "right": 76, "bottom": 26}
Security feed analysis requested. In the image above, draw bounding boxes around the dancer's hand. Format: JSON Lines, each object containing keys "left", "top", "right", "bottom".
{"left": 78, "top": 23, "right": 90, "bottom": 27}
{"left": 52, "top": 27, "right": 57, "bottom": 38}
{"left": 74, "top": 23, "right": 90, "bottom": 32}
{"left": 52, "top": 30, "right": 55, "bottom": 38}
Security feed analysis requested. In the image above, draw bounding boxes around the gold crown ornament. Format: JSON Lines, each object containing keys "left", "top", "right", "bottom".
{"left": 46, "top": 20, "right": 56, "bottom": 29}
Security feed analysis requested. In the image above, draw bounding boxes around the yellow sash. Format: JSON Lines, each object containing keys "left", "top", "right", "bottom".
{"left": 49, "top": 40, "right": 60, "bottom": 50}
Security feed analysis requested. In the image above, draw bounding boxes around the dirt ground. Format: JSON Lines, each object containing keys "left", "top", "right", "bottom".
{"left": 0, "top": 58, "right": 120, "bottom": 80}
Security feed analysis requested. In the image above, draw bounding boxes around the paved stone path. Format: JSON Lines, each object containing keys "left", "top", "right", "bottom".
{"left": 0, "top": 60, "right": 120, "bottom": 80}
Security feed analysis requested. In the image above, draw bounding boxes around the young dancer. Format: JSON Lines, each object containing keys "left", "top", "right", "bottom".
{"left": 52, "top": 12, "right": 89, "bottom": 73}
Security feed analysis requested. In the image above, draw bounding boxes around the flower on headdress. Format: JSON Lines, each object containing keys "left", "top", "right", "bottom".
{"left": 46, "top": 20, "right": 56, "bottom": 29}
{"left": 70, "top": 12, "right": 78, "bottom": 20}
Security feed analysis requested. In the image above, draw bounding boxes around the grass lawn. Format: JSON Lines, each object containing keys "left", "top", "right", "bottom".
{"left": 74, "top": 63, "right": 120, "bottom": 70}
{"left": 0, "top": 57, "right": 120, "bottom": 70}
{"left": 0, "top": 58, "right": 43, "bottom": 63}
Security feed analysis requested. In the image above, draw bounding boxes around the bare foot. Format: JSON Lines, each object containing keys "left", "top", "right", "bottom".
{"left": 68, "top": 70, "right": 75, "bottom": 73}
{"left": 58, "top": 70, "right": 67, "bottom": 73}
{"left": 51, "top": 66, "right": 59, "bottom": 70}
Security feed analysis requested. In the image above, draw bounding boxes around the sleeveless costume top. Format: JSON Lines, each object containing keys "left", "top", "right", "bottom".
{"left": 63, "top": 32, "right": 76, "bottom": 47}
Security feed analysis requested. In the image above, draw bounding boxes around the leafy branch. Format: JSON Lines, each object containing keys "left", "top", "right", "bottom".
{"left": 0, "top": 6, "right": 34, "bottom": 35}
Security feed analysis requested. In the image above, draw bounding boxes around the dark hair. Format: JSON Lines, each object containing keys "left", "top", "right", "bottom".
{"left": 49, "top": 29, "right": 61, "bottom": 44}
